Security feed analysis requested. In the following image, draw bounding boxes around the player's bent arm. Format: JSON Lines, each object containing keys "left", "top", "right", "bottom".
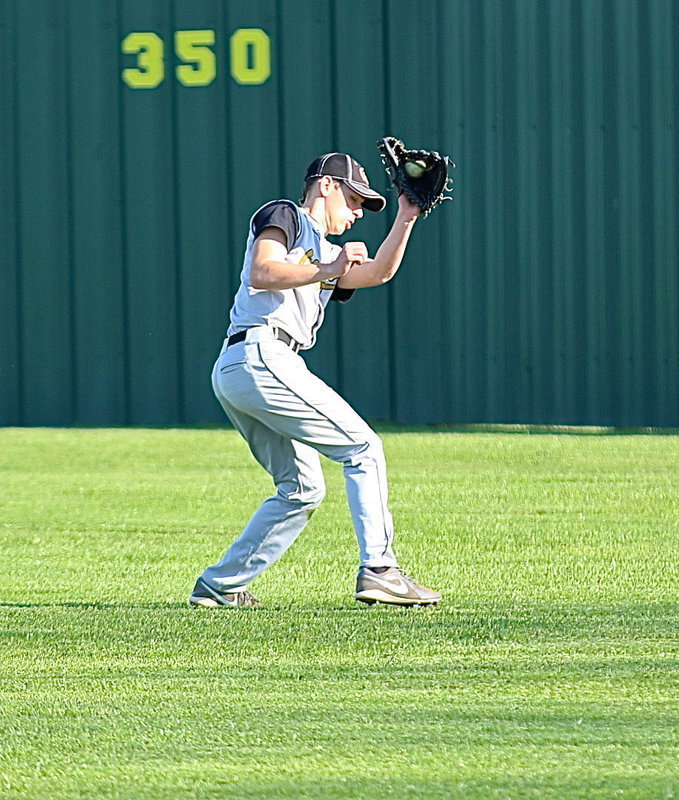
{"left": 337, "top": 201, "right": 420, "bottom": 289}
{"left": 250, "top": 228, "right": 350, "bottom": 290}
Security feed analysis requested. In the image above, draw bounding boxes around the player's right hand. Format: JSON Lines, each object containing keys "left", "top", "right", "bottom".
{"left": 326, "top": 242, "right": 369, "bottom": 279}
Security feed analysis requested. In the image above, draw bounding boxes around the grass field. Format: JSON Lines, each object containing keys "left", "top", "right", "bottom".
{"left": 0, "top": 427, "right": 677, "bottom": 800}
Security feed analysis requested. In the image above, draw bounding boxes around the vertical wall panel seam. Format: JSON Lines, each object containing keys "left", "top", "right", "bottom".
{"left": 486, "top": 0, "right": 506, "bottom": 421}
{"left": 462, "top": 0, "right": 483, "bottom": 422}
{"left": 275, "top": 0, "right": 286, "bottom": 199}
{"left": 582, "top": 0, "right": 605, "bottom": 422}
{"left": 116, "top": 0, "right": 131, "bottom": 423}
{"left": 169, "top": 0, "right": 184, "bottom": 423}
{"left": 641, "top": 0, "right": 658, "bottom": 421}
{"left": 671, "top": 0, "right": 679, "bottom": 417}
{"left": 668, "top": 1, "right": 677, "bottom": 415}
{"left": 223, "top": 3, "right": 236, "bottom": 320}
{"left": 550, "top": 0, "right": 574, "bottom": 422}
{"left": 10, "top": 0, "right": 25, "bottom": 424}
{"left": 603, "top": 0, "right": 621, "bottom": 423}
{"left": 535, "top": 1, "right": 553, "bottom": 422}
{"left": 63, "top": 0, "right": 78, "bottom": 423}
{"left": 644, "top": 0, "right": 662, "bottom": 422}
{"left": 672, "top": 0, "right": 679, "bottom": 418}
{"left": 516, "top": 0, "right": 532, "bottom": 420}
{"left": 436, "top": 0, "right": 451, "bottom": 420}
{"left": 620, "top": 0, "right": 643, "bottom": 422}
{"left": 328, "top": 0, "right": 344, "bottom": 396}
{"left": 382, "top": 0, "right": 396, "bottom": 421}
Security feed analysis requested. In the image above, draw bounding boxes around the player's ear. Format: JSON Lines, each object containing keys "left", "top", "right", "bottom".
{"left": 318, "top": 175, "right": 336, "bottom": 198}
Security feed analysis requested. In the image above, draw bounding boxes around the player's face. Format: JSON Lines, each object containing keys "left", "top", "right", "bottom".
{"left": 325, "top": 181, "right": 365, "bottom": 235}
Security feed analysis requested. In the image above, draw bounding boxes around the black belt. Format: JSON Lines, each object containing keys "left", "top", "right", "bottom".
{"left": 227, "top": 328, "right": 301, "bottom": 352}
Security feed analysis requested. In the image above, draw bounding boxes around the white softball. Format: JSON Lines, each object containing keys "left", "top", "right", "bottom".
{"left": 404, "top": 160, "right": 427, "bottom": 179}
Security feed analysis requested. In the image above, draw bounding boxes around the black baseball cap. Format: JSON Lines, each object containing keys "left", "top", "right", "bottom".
{"left": 304, "top": 153, "right": 386, "bottom": 212}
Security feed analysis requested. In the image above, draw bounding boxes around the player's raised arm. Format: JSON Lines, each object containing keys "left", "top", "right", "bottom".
{"left": 337, "top": 194, "right": 421, "bottom": 289}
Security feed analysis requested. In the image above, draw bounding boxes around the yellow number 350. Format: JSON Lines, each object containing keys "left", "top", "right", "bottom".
{"left": 121, "top": 29, "right": 271, "bottom": 89}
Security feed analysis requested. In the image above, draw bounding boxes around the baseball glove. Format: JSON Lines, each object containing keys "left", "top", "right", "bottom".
{"left": 377, "top": 136, "right": 454, "bottom": 216}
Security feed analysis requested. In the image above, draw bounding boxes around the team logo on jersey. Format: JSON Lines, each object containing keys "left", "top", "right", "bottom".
{"left": 299, "top": 248, "right": 319, "bottom": 265}
{"left": 299, "top": 248, "right": 333, "bottom": 291}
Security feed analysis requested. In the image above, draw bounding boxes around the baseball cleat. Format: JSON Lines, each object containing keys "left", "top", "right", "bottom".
{"left": 188, "top": 577, "right": 261, "bottom": 608}
{"left": 355, "top": 566, "right": 441, "bottom": 606}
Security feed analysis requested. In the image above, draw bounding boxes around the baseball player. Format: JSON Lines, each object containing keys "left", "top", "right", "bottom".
{"left": 189, "top": 152, "right": 441, "bottom": 608}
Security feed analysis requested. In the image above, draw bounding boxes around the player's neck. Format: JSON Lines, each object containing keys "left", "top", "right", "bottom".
{"left": 302, "top": 202, "right": 327, "bottom": 235}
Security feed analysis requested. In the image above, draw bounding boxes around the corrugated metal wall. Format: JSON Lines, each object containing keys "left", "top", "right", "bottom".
{"left": 1, "top": 0, "right": 677, "bottom": 427}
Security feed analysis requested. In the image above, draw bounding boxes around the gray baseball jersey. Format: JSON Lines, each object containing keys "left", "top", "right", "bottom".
{"left": 227, "top": 199, "right": 353, "bottom": 349}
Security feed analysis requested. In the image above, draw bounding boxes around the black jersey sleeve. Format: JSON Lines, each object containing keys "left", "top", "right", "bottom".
{"left": 329, "top": 285, "right": 355, "bottom": 303}
{"left": 251, "top": 200, "right": 300, "bottom": 251}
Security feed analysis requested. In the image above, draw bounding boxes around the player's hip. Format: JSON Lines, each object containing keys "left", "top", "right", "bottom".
{"left": 212, "top": 326, "right": 305, "bottom": 402}
{"left": 212, "top": 330, "right": 374, "bottom": 445}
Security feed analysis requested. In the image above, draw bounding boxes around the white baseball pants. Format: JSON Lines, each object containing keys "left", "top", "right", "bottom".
{"left": 201, "top": 325, "right": 398, "bottom": 593}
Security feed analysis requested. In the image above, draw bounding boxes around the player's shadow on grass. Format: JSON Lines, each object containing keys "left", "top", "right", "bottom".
{"left": 0, "top": 601, "right": 190, "bottom": 610}
{"left": 0, "top": 601, "right": 443, "bottom": 613}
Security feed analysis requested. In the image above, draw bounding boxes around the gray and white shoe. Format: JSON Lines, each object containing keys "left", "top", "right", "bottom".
{"left": 188, "top": 577, "right": 261, "bottom": 608}
{"left": 355, "top": 566, "right": 441, "bottom": 606}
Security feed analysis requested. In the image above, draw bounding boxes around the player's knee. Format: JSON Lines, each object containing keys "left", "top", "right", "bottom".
{"left": 364, "top": 431, "right": 385, "bottom": 458}
{"left": 277, "top": 477, "right": 326, "bottom": 510}
{"left": 301, "top": 482, "right": 326, "bottom": 510}
{"left": 367, "top": 433, "right": 385, "bottom": 458}
{"left": 346, "top": 433, "right": 386, "bottom": 468}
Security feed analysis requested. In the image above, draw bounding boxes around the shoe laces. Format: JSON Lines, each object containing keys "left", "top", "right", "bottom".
{"left": 240, "top": 590, "right": 260, "bottom": 606}
{"left": 395, "top": 567, "right": 425, "bottom": 588}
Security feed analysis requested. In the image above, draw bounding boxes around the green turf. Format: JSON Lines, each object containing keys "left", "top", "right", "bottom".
{"left": 0, "top": 427, "right": 677, "bottom": 799}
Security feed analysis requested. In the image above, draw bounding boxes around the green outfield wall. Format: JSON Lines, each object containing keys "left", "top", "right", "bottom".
{"left": 1, "top": 0, "right": 677, "bottom": 426}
